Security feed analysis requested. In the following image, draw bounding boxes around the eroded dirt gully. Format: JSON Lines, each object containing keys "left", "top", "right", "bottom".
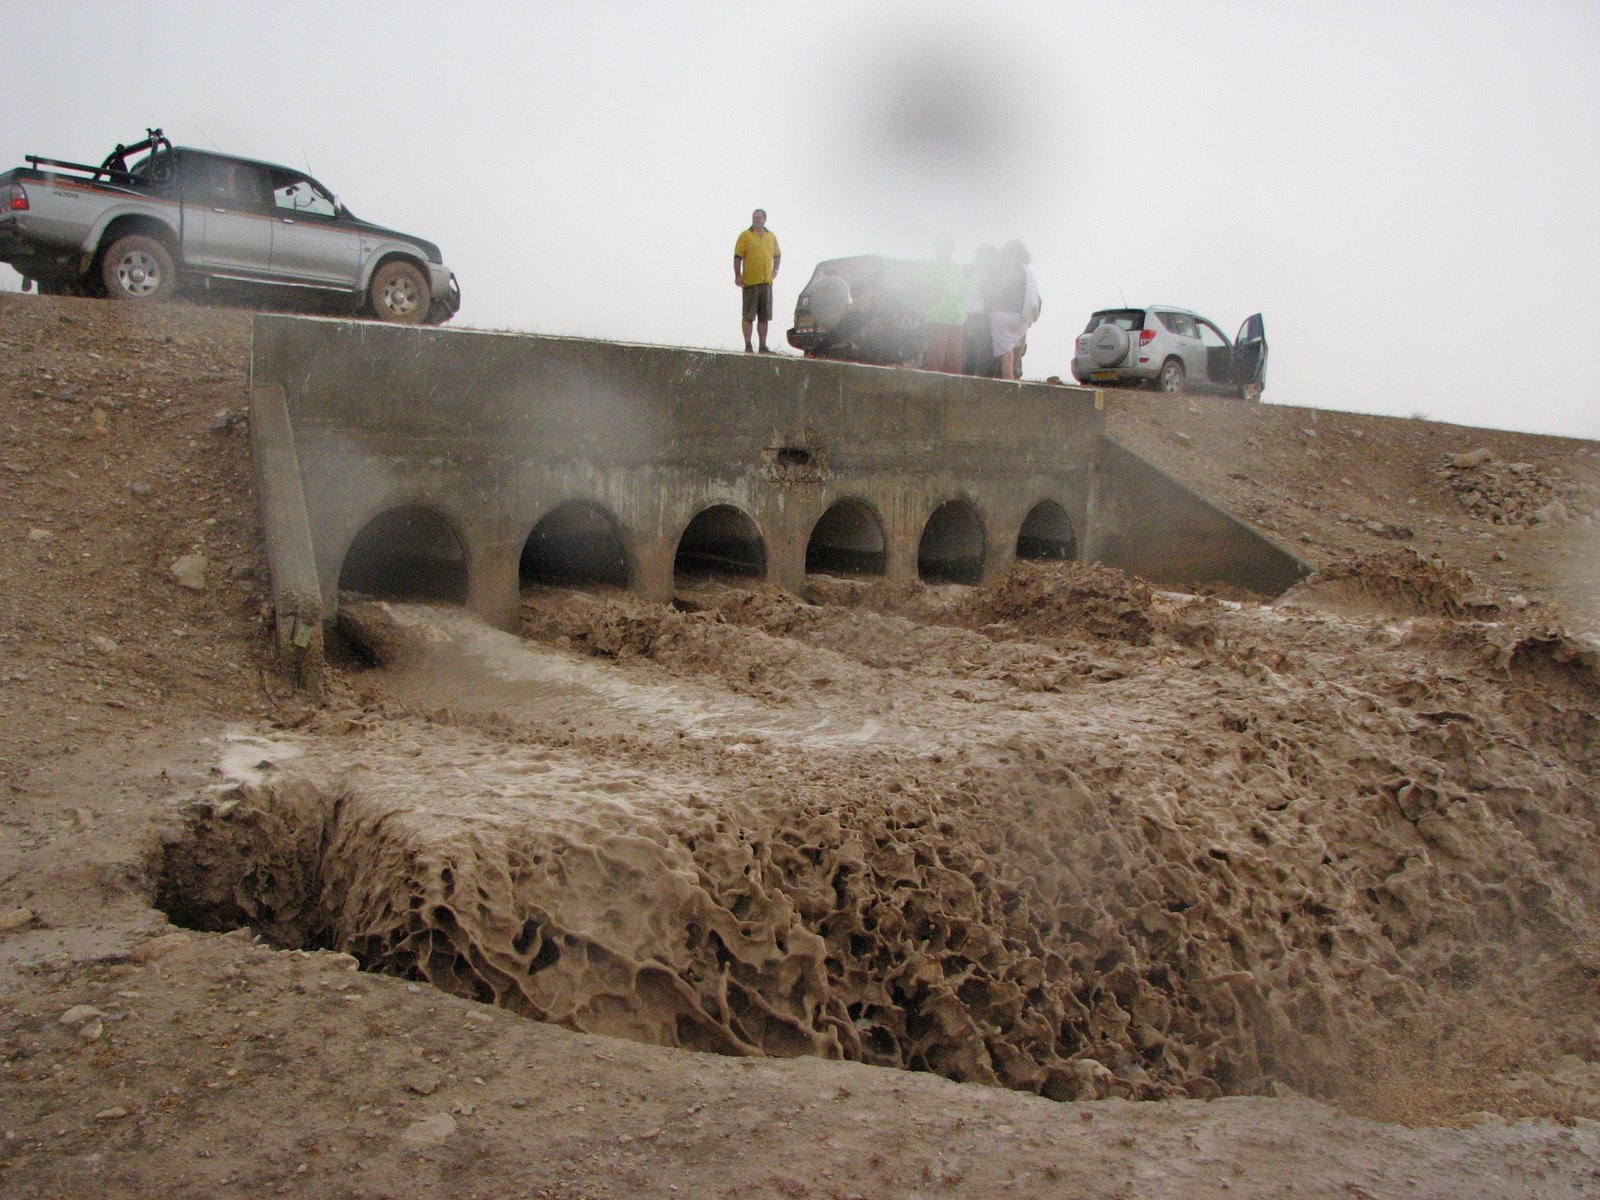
{"left": 2, "top": 291, "right": 1599, "bottom": 1199}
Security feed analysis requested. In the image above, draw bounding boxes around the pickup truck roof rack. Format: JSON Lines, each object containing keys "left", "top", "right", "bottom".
{"left": 25, "top": 128, "right": 172, "bottom": 186}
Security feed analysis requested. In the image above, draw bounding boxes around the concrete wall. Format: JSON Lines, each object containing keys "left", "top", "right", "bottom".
{"left": 1086, "top": 437, "right": 1311, "bottom": 596}
{"left": 249, "top": 315, "right": 1307, "bottom": 659}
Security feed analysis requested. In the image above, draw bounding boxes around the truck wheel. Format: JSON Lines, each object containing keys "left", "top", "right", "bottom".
{"left": 100, "top": 235, "right": 176, "bottom": 303}
{"left": 369, "top": 261, "right": 430, "bottom": 324}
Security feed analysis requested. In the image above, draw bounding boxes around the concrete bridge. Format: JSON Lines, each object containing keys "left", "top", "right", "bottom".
{"left": 248, "top": 315, "right": 1308, "bottom": 688}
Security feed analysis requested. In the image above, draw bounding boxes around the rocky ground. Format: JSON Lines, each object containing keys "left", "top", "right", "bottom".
{"left": 1, "top": 291, "right": 1598, "bottom": 1198}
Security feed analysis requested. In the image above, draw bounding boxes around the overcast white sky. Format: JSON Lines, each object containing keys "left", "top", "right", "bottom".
{"left": 3, "top": 0, "right": 1596, "bottom": 439}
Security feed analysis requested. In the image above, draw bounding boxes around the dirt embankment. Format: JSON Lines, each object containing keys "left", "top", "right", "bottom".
{"left": 2, "top": 292, "right": 1599, "bottom": 1200}
{"left": 1099, "top": 386, "right": 1600, "bottom": 629}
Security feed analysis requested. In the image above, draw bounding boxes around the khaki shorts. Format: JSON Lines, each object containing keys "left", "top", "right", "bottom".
{"left": 741, "top": 283, "right": 773, "bottom": 322}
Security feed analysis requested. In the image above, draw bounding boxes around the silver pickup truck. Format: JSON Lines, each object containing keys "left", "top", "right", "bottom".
{"left": 0, "top": 128, "right": 459, "bottom": 324}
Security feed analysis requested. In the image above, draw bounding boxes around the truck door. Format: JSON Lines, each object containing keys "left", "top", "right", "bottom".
{"left": 176, "top": 153, "right": 209, "bottom": 267}
{"left": 180, "top": 155, "right": 273, "bottom": 274}
{"left": 266, "top": 170, "right": 360, "bottom": 287}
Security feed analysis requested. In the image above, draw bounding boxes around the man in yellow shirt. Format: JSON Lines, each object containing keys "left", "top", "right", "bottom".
{"left": 733, "top": 208, "right": 781, "bottom": 352}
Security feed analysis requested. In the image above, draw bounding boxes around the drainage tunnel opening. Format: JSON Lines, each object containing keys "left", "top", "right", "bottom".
{"left": 674, "top": 505, "right": 767, "bottom": 584}
{"left": 1016, "top": 501, "right": 1077, "bottom": 562}
{"left": 806, "top": 500, "right": 887, "bottom": 578}
{"left": 918, "top": 500, "right": 985, "bottom": 584}
{"left": 339, "top": 506, "right": 469, "bottom": 604}
{"left": 520, "top": 501, "right": 629, "bottom": 589}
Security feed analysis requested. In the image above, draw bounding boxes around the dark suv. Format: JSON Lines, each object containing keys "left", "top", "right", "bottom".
{"left": 1071, "top": 306, "right": 1267, "bottom": 400}
{"left": 786, "top": 255, "right": 929, "bottom": 365}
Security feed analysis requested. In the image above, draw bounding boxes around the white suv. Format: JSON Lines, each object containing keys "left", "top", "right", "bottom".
{"left": 1071, "top": 306, "right": 1267, "bottom": 400}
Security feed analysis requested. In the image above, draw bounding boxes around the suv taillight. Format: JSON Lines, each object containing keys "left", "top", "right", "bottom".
{"left": 5, "top": 185, "right": 27, "bottom": 212}
{"left": 1138, "top": 329, "right": 1156, "bottom": 345}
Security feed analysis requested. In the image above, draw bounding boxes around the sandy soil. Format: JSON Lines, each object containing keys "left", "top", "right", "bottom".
{"left": 2, "top": 291, "right": 1599, "bottom": 1198}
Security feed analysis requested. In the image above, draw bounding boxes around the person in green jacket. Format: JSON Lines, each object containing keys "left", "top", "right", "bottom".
{"left": 920, "top": 239, "right": 966, "bottom": 373}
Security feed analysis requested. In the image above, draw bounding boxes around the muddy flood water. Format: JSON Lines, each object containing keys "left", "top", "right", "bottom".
{"left": 156, "top": 558, "right": 1600, "bottom": 1127}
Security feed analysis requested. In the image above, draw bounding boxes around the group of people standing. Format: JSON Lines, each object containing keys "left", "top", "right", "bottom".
{"left": 732, "top": 209, "right": 1040, "bottom": 379}
{"left": 924, "top": 239, "right": 1040, "bottom": 380}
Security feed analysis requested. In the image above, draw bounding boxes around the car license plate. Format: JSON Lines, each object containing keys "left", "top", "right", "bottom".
{"left": 1090, "top": 371, "right": 1117, "bottom": 382}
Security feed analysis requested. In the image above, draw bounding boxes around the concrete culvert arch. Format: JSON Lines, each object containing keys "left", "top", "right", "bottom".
{"left": 919, "top": 500, "right": 985, "bottom": 584}
{"left": 338, "top": 505, "right": 469, "bottom": 604}
{"left": 806, "top": 499, "right": 887, "bottom": 578}
{"left": 520, "top": 501, "right": 629, "bottom": 588}
{"left": 674, "top": 504, "right": 766, "bottom": 584}
{"left": 1016, "top": 501, "right": 1077, "bottom": 561}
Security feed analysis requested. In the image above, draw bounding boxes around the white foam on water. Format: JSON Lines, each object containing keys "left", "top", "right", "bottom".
{"left": 379, "top": 602, "right": 913, "bottom": 751}
{"left": 210, "top": 727, "right": 304, "bottom": 788}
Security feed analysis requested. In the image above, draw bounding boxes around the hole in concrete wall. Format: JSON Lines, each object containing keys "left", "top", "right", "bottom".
{"left": 918, "top": 500, "right": 985, "bottom": 584}
{"left": 339, "top": 506, "right": 468, "bottom": 604}
{"left": 1017, "top": 501, "right": 1077, "bottom": 562}
{"left": 762, "top": 439, "right": 828, "bottom": 482}
{"left": 806, "top": 499, "right": 887, "bottom": 578}
{"left": 520, "top": 501, "right": 628, "bottom": 589}
{"left": 675, "top": 505, "right": 766, "bottom": 584}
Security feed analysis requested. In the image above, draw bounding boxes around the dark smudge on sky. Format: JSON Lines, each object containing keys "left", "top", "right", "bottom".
{"left": 819, "top": 26, "right": 1061, "bottom": 251}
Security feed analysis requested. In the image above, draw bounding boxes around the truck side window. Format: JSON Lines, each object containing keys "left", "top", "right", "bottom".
{"left": 224, "top": 164, "right": 270, "bottom": 209}
{"left": 179, "top": 157, "right": 216, "bottom": 204}
{"left": 188, "top": 158, "right": 270, "bottom": 209}
{"left": 270, "top": 172, "right": 337, "bottom": 218}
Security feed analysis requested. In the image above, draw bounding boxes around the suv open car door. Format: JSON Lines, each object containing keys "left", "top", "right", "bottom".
{"left": 1232, "top": 313, "right": 1267, "bottom": 401}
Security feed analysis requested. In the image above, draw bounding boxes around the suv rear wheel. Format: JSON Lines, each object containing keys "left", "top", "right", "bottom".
{"left": 1156, "top": 358, "right": 1186, "bottom": 393}
{"left": 369, "top": 260, "right": 430, "bottom": 325}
